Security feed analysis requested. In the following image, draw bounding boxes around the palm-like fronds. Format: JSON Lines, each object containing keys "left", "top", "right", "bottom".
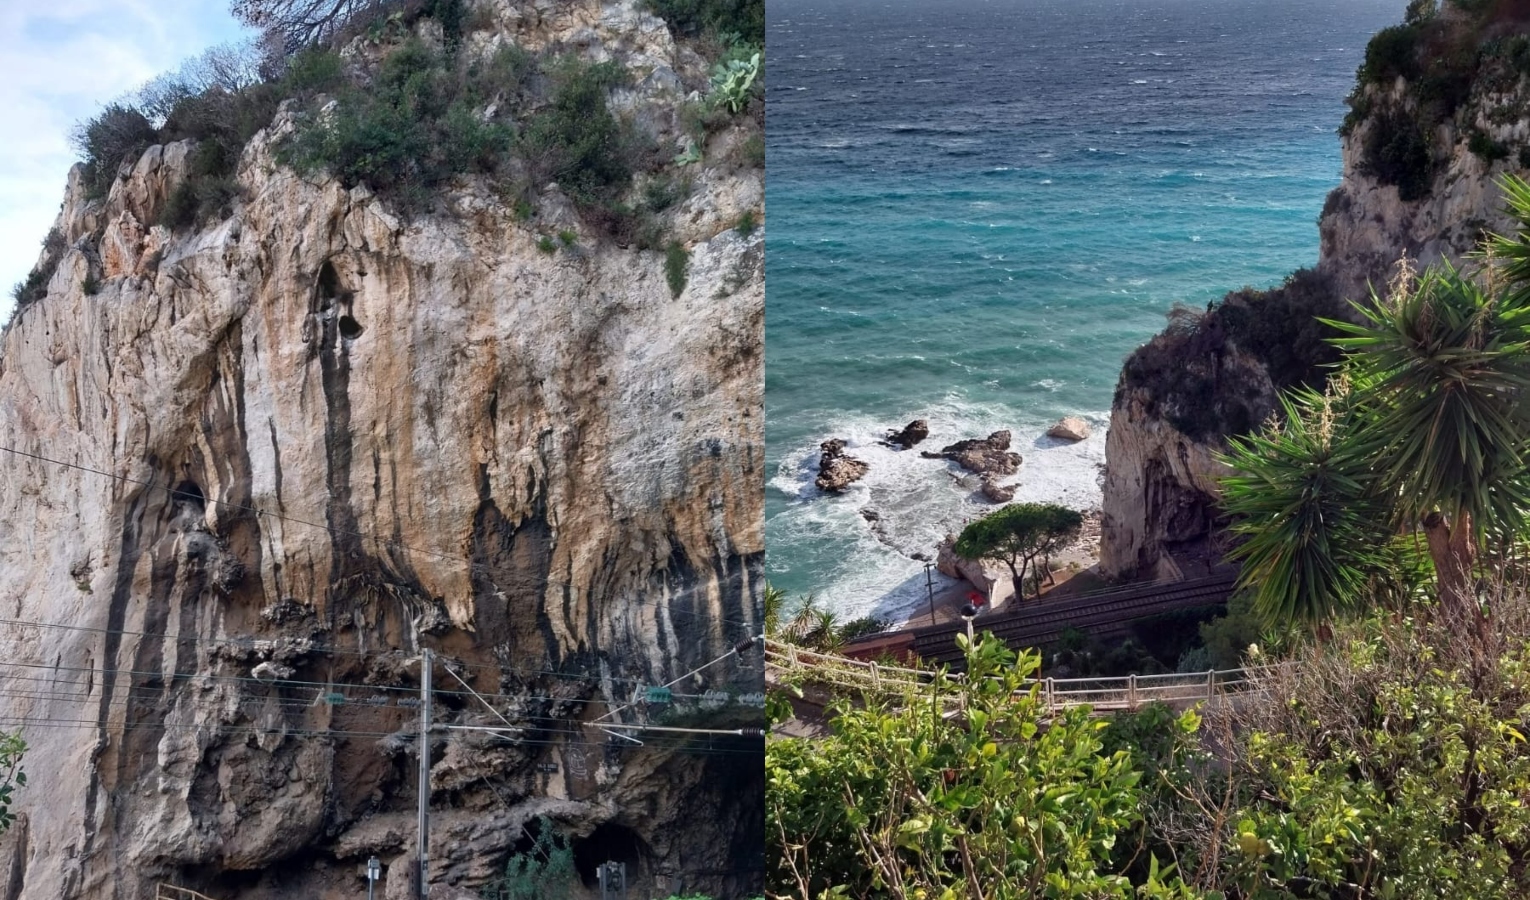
{"left": 1321, "top": 260, "right": 1530, "bottom": 537}
{"left": 1217, "top": 382, "right": 1391, "bottom": 625}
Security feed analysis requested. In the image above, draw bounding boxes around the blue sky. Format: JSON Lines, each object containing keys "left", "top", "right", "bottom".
{"left": 1, "top": 0, "right": 252, "bottom": 323}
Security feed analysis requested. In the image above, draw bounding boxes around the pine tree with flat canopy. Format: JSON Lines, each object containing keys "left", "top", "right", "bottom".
{"left": 954, "top": 502, "right": 1083, "bottom": 603}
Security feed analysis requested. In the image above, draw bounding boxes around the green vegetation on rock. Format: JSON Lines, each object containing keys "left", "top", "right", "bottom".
{"left": 953, "top": 502, "right": 1084, "bottom": 602}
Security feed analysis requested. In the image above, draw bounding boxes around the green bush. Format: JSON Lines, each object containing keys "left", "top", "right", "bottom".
{"left": 734, "top": 209, "right": 756, "bottom": 236}
{"left": 1360, "top": 23, "right": 1423, "bottom": 84}
{"left": 664, "top": 241, "right": 689, "bottom": 297}
{"left": 486, "top": 816, "right": 577, "bottom": 900}
{"left": 1360, "top": 107, "right": 1434, "bottom": 201}
{"left": 1468, "top": 129, "right": 1510, "bottom": 161}
{"left": 767, "top": 634, "right": 1201, "bottom": 897}
{"left": 518, "top": 58, "right": 640, "bottom": 213}
{"left": 1182, "top": 608, "right": 1530, "bottom": 898}
{"left": 645, "top": 0, "right": 764, "bottom": 45}
{"left": 537, "top": 235, "right": 557, "bottom": 254}
{"left": 73, "top": 103, "right": 159, "bottom": 199}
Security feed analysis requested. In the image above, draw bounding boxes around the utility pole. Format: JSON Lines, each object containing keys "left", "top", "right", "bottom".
{"left": 925, "top": 563, "right": 936, "bottom": 626}
{"left": 417, "top": 647, "right": 433, "bottom": 900}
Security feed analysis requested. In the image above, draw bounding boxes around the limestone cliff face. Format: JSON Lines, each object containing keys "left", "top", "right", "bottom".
{"left": 1100, "top": 27, "right": 1529, "bottom": 582}
{"left": 1317, "top": 78, "right": 1525, "bottom": 301}
{"left": 0, "top": 3, "right": 763, "bottom": 898}
{"left": 1097, "top": 392, "right": 1235, "bottom": 582}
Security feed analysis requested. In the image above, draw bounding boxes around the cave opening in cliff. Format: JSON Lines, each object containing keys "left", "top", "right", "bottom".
{"left": 172, "top": 480, "right": 206, "bottom": 513}
{"left": 338, "top": 314, "right": 364, "bottom": 340}
{"left": 316, "top": 260, "right": 341, "bottom": 309}
{"left": 573, "top": 821, "right": 649, "bottom": 888}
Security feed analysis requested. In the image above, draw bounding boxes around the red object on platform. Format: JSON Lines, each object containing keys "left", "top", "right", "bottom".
{"left": 967, "top": 591, "right": 986, "bottom": 607}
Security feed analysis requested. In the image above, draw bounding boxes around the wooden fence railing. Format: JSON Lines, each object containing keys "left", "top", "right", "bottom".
{"left": 158, "top": 885, "right": 219, "bottom": 900}
{"left": 765, "top": 638, "right": 1268, "bottom": 713}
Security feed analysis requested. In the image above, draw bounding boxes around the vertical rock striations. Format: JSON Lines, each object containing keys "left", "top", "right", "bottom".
{"left": 0, "top": 2, "right": 763, "bottom": 898}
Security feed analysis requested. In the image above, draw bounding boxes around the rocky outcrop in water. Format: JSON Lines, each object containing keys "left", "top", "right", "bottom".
{"left": 980, "top": 475, "right": 1015, "bottom": 504}
{"left": 882, "top": 419, "right": 929, "bottom": 449}
{"left": 921, "top": 430, "right": 1022, "bottom": 477}
{"left": 1046, "top": 417, "right": 1091, "bottom": 442}
{"left": 816, "top": 439, "right": 869, "bottom": 492}
{"left": 0, "top": 2, "right": 764, "bottom": 898}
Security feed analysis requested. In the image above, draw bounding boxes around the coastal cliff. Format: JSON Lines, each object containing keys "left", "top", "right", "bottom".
{"left": 0, "top": 1, "right": 763, "bottom": 898}
{"left": 1101, "top": 0, "right": 1530, "bottom": 580}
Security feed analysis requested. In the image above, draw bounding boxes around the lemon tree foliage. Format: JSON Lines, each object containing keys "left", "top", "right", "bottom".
{"left": 1171, "top": 609, "right": 1530, "bottom": 900}
{"left": 766, "top": 633, "right": 1202, "bottom": 899}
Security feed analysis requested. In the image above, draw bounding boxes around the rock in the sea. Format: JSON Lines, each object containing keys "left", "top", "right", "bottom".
{"left": 817, "top": 438, "right": 870, "bottom": 492}
{"left": 883, "top": 418, "right": 930, "bottom": 449}
{"left": 921, "top": 430, "right": 1022, "bottom": 476}
{"left": 981, "top": 476, "right": 1015, "bottom": 503}
{"left": 1047, "top": 416, "right": 1092, "bottom": 442}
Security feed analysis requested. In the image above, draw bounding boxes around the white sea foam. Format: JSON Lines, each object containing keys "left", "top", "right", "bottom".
{"left": 769, "top": 406, "right": 1110, "bottom": 625}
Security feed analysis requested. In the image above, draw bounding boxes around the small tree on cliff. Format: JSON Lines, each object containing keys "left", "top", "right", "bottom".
{"left": 1219, "top": 173, "right": 1530, "bottom": 631}
{"left": 0, "top": 732, "right": 26, "bottom": 836}
{"left": 954, "top": 503, "right": 1083, "bottom": 602}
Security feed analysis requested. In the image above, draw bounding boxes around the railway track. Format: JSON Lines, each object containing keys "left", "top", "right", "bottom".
{"left": 872, "top": 571, "right": 1239, "bottom": 667}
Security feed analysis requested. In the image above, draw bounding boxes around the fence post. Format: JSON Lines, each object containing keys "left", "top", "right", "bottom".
{"left": 1045, "top": 677, "right": 1054, "bottom": 710}
{"left": 1128, "top": 674, "right": 1137, "bottom": 710}
{"left": 870, "top": 662, "right": 880, "bottom": 689}
{"left": 1207, "top": 668, "right": 1215, "bottom": 700}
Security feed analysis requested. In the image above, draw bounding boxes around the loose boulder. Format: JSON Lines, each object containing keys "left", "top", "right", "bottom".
{"left": 816, "top": 438, "right": 870, "bottom": 492}
{"left": 1047, "top": 416, "right": 1092, "bottom": 442}
{"left": 980, "top": 475, "right": 1015, "bottom": 503}
{"left": 882, "top": 419, "right": 930, "bottom": 449}
{"left": 921, "top": 430, "right": 1022, "bottom": 477}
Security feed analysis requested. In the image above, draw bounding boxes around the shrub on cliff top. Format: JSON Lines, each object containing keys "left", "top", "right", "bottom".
{"left": 1118, "top": 269, "right": 1348, "bottom": 442}
{"left": 645, "top": 0, "right": 765, "bottom": 46}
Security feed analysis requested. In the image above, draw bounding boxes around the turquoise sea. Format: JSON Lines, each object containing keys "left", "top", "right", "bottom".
{"left": 765, "top": 0, "right": 1408, "bottom": 624}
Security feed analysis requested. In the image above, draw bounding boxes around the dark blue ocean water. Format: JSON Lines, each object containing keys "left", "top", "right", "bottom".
{"left": 765, "top": 0, "right": 1408, "bottom": 622}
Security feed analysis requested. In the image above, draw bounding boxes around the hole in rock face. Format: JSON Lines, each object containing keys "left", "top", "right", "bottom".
{"left": 573, "top": 822, "right": 648, "bottom": 888}
{"left": 317, "top": 261, "right": 341, "bottom": 301}
{"left": 338, "top": 315, "right": 364, "bottom": 340}
{"left": 172, "top": 480, "right": 206, "bottom": 512}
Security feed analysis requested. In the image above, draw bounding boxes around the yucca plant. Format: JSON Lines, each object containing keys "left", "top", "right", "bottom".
{"left": 1218, "top": 379, "right": 1392, "bottom": 625}
{"left": 1219, "top": 174, "right": 1530, "bottom": 631}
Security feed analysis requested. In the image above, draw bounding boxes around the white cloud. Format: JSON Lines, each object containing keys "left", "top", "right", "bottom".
{"left": 0, "top": 0, "right": 251, "bottom": 323}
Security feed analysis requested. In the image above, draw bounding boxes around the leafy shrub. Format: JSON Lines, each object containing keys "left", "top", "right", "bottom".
{"left": 734, "top": 209, "right": 756, "bottom": 236}
{"left": 739, "top": 132, "right": 764, "bottom": 168}
{"left": 518, "top": 58, "right": 641, "bottom": 214}
{"left": 1468, "top": 128, "right": 1510, "bottom": 161}
{"left": 1119, "top": 269, "right": 1348, "bottom": 442}
{"left": 1360, "top": 107, "right": 1433, "bottom": 201}
{"left": 73, "top": 104, "right": 158, "bottom": 199}
{"left": 835, "top": 615, "right": 887, "bottom": 642}
{"left": 664, "top": 241, "right": 689, "bottom": 297}
{"left": 1360, "top": 23, "right": 1423, "bottom": 84}
{"left": 557, "top": 229, "right": 576, "bottom": 247}
{"left": 645, "top": 0, "right": 764, "bottom": 45}
{"left": 1171, "top": 604, "right": 1530, "bottom": 898}
{"left": 484, "top": 816, "right": 577, "bottom": 900}
{"left": 767, "top": 634, "right": 1201, "bottom": 897}
{"left": 537, "top": 235, "right": 557, "bottom": 254}
{"left": 282, "top": 37, "right": 522, "bottom": 211}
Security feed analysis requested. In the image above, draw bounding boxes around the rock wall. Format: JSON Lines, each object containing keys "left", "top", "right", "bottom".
{"left": 1100, "top": 19, "right": 1529, "bottom": 581}
{"left": 0, "top": 2, "right": 763, "bottom": 898}
{"left": 1317, "top": 78, "right": 1524, "bottom": 302}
